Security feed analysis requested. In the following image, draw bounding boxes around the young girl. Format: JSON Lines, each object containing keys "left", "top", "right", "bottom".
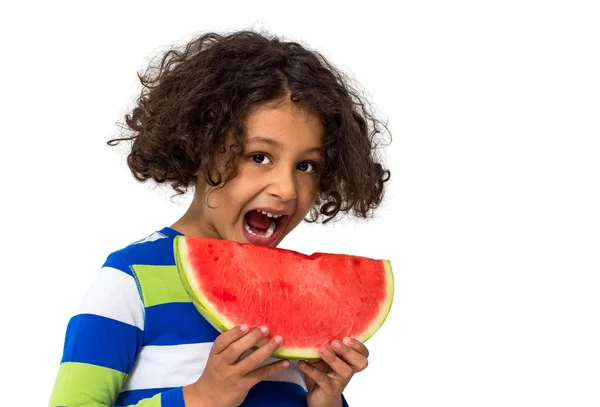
{"left": 49, "top": 30, "right": 391, "bottom": 407}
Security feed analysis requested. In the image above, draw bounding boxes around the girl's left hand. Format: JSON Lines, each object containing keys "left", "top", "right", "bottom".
{"left": 298, "top": 337, "right": 369, "bottom": 407}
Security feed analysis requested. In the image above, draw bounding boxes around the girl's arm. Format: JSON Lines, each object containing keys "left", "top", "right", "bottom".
{"left": 48, "top": 255, "right": 186, "bottom": 407}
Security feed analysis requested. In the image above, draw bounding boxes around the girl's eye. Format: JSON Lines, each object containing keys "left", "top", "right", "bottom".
{"left": 297, "top": 161, "right": 316, "bottom": 173}
{"left": 251, "top": 154, "right": 271, "bottom": 165}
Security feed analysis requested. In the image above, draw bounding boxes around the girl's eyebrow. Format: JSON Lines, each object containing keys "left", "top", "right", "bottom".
{"left": 247, "top": 136, "right": 281, "bottom": 147}
{"left": 247, "top": 136, "right": 322, "bottom": 154}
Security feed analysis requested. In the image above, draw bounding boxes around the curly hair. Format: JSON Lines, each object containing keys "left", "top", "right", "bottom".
{"left": 108, "top": 30, "right": 391, "bottom": 223}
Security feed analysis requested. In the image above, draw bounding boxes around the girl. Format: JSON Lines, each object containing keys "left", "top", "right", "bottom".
{"left": 49, "top": 30, "right": 391, "bottom": 407}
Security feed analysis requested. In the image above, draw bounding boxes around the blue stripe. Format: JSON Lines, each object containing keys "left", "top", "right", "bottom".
{"left": 144, "top": 302, "right": 219, "bottom": 346}
{"left": 159, "top": 227, "right": 183, "bottom": 238}
{"left": 116, "top": 387, "right": 182, "bottom": 406}
{"left": 161, "top": 386, "right": 185, "bottom": 407}
{"left": 116, "top": 235, "right": 179, "bottom": 266}
{"left": 102, "top": 254, "right": 134, "bottom": 277}
{"left": 244, "top": 381, "right": 307, "bottom": 406}
{"left": 61, "top": 314, "right": 143, "bottom": 373}
{"left": 116, "top": 382, "right": 307, "bottom": 406}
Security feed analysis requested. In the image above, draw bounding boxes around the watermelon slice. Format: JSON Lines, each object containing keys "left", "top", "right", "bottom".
{"left": 174, "top": 235, "right": 394, "bottom": 359}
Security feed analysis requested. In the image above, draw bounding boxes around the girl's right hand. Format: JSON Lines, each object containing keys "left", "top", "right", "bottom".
{"left": 183, "top": 324, "right": 289, "bottom": 407}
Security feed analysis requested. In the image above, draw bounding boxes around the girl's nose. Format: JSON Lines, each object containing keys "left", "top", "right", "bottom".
{"left": 268, "top": 170, "right": 297, "bottom": 202}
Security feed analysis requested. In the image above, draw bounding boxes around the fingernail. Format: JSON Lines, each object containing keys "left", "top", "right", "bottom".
{"left": 274, "top": 335, "right": 283, "bottom": 344}
{"left": 299, "top": 361, "right": 305, "bottom": 368}
{"left": 343, "top": 337, "right": 352, "bottom": 345}
{"left": 260, "top": 326, "right": 269, "bottom": 334}
{"left": 283, "top": 360, "right": 290, "bottom": 368}
{"left": 332, "top": 340, "right": 342, "bottom": 350}
{"left": 240, "top": 324, "right": 249, "bottom": 332}
{"left": 321, "top": 347, "right": 331, "bottom": 356}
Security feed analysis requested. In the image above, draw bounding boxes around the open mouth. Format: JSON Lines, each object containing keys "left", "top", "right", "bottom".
{"left": 243, "top": 209, "right": 288, "bottom": 245}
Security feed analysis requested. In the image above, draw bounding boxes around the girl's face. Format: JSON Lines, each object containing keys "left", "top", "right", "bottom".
{"left": 186, "top": 99, "right": 325, "bottom": 247}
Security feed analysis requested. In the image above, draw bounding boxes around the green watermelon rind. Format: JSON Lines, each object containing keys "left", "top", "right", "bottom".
{"left": 356, "top": 260, "right": 394, "bottom": 344}
{"left": 174, "top": 235, "right": 394, "bottom": 360}
{"left": 174, "top": 236, "right": 236, "bottom": 333}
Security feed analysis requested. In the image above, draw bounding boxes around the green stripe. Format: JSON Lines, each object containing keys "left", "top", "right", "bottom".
{"left": 132, "top": 265, "right": 191, "bottom": 307}
{"left": 48, "top": 362, "right": 127, "bottom": 406}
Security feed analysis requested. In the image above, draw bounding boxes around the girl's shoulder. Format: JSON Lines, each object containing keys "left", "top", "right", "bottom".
{"left": 104, "top": 226, "right": 182, "bottom": 270}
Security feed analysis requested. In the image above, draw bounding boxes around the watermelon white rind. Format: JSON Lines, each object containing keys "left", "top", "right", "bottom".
{"left": 174, "top": 235, "right": 394, "bottom": 360}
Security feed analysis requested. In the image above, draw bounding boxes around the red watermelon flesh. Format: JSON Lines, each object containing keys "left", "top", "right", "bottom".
{"left": 174, "top": 235, "right": 394, "bottom": 359}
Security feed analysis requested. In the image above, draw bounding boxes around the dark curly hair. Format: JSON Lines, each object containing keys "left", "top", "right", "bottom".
{"left": 108, "top": 30, "right": 391, "bottom": 223}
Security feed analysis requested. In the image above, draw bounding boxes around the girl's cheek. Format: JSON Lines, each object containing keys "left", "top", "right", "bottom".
{"left": 306, "top": 176, "right": 320, "bottom": 196}
{"left": 298, "top": 182, "right": 318, "bottom": 206}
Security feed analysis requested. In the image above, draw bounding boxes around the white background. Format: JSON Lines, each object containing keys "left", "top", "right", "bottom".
{"left": 1, "top": 1, "right": 599, "bottom": 406}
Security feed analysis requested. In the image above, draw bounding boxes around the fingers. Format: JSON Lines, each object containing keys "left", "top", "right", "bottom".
{"left": 317, "top": 346, "right": 354, "bottom": 380}
{"left": 236, "top": 334, "right": 285, "bottom": 372}
{"left": 330, "top": 338, "right": 369, "bottom": 372}
{"left": 211, "top": 324, "right": 250, "bottom": 355}
{"left": 341, "top": 337, "right": 370, "bottom": 358}
{"left": 298, "top": 337, "right": 370, "bottom": 390}
{"left": 299, "top": 359, "right": 333, "bottom": 391}
{"left": 245, "top": 358, "right": 290, "bottom": 385}
{"left": 221, "top": 325, "right": 270, "bottom": 363}
{"left": 305, "top": 358, "right": 329, "bottom": 371}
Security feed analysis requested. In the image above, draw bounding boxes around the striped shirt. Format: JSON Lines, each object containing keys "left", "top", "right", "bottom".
{"left": 48, "top": 226, "right": 349, "bottom": 407}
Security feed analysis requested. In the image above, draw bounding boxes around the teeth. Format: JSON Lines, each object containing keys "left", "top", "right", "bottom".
{"left": 245, "top": 219, "right": 277, "bottom": 239}
{"left": 258, "top": 210, "right": 280, "bottom": 219}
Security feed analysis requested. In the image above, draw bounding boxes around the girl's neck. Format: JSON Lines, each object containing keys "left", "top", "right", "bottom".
{"left": 170, "top": 198, "right": 220, "bottom": 239}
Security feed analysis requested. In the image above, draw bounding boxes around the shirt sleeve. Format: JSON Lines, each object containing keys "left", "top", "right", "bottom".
{"left": 48, "top": 255, "right": 186, "bottom": 407}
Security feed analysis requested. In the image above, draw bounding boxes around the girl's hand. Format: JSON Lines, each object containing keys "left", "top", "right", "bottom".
{"left": 299, "top": 337, "right": 370, "bottom": 407}
{"left": 183, "top": 324, "right": 289, "bottom": 407}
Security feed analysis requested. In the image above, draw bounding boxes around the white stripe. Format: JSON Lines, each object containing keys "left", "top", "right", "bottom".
{"left": 262, "top": 359, "right": 307, "bottom": 391}
{"left": 74, "top": 266, "right": 144, "bottom": 330}
{"left": 123, "top": 343, "right": 306, "bottom": 391}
